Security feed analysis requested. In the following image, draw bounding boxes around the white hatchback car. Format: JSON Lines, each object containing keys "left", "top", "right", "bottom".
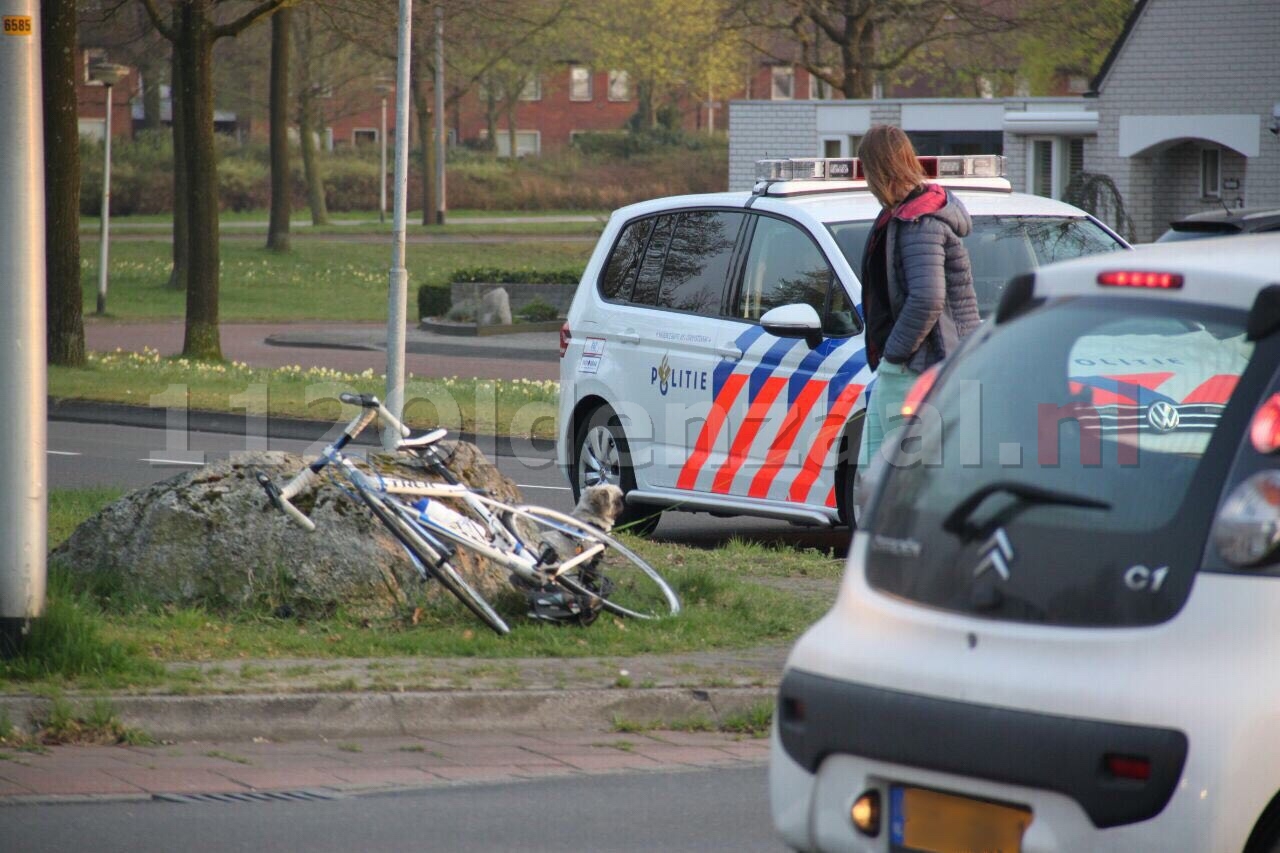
{"left": 556, "top": 156, "right": 1129, "bottom": 533}
{"left": 770, "top": 234, "right": 1280, "bottom": 852}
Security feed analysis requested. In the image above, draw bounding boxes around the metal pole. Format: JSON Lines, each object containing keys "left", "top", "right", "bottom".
{"left": 379, "top": 94, "right": 387, "bottom": 224}
{"left": 0, "top": 0, "right": 47, "bottom": 656}
{"left": 433, "top": 4, "right": 445, "bottom": 225}
{"left": 96, "top": 81, "right": 113, "bottom": 315}
{"left": 383, "top": 0, "right": 412, "bottom": 449}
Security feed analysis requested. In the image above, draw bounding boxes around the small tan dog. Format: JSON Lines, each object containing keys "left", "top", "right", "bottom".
{"left": 538, "top": 484, "right": 626, "bottom": 563}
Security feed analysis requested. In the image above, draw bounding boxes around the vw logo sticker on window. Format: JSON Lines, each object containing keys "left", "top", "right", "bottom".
{"left": 1147, "top": 400, "right": 1181, "bottom": 432}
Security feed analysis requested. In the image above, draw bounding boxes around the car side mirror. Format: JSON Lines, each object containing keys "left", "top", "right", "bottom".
{"left": 761, "top": 303, "right": 824, "bottom": 348}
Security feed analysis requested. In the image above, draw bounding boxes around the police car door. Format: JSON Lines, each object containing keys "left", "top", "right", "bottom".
{"left": 627, "top": 209, "right": 749, "bottom": 490}
{"left": 675, "top": 212, "right": 868, "bottom": 512}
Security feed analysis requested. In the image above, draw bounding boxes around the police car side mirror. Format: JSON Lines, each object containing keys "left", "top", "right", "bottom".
{"left": 761, "top": 303, "right": 824, "bottom": 348}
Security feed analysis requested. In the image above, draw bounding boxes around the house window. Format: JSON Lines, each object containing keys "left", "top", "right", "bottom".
{"left": 352, "top": 128, "right": 378, "bottom": 147}
{"left": 83, "top": 47, "right": 107, "bottom": 83}
{"left": 569, "top": 66, "right": 592, "bottom": 101}
{"left": 822, "top": 138, "right": 842, "bottom": 158}
{"left": 608, "top": 70, "right": 631, "bottom": 101}
{"left": 811, "top": 69, "right": 833, "bottom": 100}
{"left": 519, "top": 76, "right": 542, "bottom": 101}
{"left": 1201, "top": 148, "right": 1221, "bottom": 198}
{"left": 771, "top": 66, "right": 795, "bottom": 100}
{"left": 1031, "top": 139, "right": 1054, "bottom": 198}
{"left": 481, "top": 129, "right": 541, "bottom": 158}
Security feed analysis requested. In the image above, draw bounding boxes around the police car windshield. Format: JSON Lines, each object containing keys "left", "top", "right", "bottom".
{"left": 828, "top": 216, "right": 1125, "bottom": 316}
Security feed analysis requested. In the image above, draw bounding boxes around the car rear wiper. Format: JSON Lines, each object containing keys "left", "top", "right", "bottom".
{"left": 942, "top": 481, "right": 1111, "bottom": 540}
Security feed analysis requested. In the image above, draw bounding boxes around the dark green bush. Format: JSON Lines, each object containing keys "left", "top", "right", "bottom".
{"left": 417, "top": 283, "right": 451, "bottom": 319}
{"left": 516, "top": 297, "right": 560, "bottom": 322}
{"left": 449, "top": 267, "right": 583, "bottom": 284}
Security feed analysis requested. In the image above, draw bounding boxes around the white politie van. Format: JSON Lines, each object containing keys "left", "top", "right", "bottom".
{"left": 557, "top": 156, "right": 1128, "bottom": 533}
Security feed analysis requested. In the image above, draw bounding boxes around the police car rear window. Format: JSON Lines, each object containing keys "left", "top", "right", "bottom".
{"left": 828, "top": 216, "right": 1125, "bottom": 316}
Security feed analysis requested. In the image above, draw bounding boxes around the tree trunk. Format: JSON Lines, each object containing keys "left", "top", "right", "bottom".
{"left": 167, "top": 38, "right": 189, "bottom": 291}
{"left": 411, "top": 66, "right": 433, "bottom": 226}
{"left": 506, "top": 103, "right": 517, "bottom": 159}
{"left": 42, "top": 0, "right": 85, "bottom": 366}
{"left": 298, "top": 88, "right": 329, "bottom": 225}
{"left": 266, "top": 7, "right": 291, "bottom": 252}
{"left": 176, "top": 4, "right": 222, "bottom": 361}
{"left": 634, "top": 80, "right": 654, "bottom": 131}
{"left": 483, "top": 85, "right": 499, "bottom": 157}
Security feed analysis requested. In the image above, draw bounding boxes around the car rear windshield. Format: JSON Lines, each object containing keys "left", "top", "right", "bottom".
{"left": 865, "top": 297, "right": 1258, "bottom": 627}
{"left": 828, "top": 216, "right": 1125, "bottom": 316}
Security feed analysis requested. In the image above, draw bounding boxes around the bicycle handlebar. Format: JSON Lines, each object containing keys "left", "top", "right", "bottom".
{"left": 256, "top": 469, "right": 317, "bottom": 532}
{"left": 338, "top": 392, "right": 410, "bottom": 438}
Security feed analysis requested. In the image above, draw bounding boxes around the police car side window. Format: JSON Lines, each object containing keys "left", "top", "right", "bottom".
{"left": 739, "top": 216, "right": 840, "bottom": 332}
{"left": 657, "top": 211, "right": 744, "bottom": 314}
{"left": 631, "top": 215, "right": 677, "bottom": 306}
{"left": 599, "top": 217, "right": 655, "bottom": 301}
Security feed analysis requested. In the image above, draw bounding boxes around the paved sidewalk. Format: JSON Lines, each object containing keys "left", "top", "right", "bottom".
{"left": 84, "top": 320, "right": 559, "bottom": 381}
{"left": 0, "top": 729, "right": 767, "bottom": 803}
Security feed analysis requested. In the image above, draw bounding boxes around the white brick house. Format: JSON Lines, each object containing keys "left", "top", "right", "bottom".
{"left": 728, "top": 0, "right": 1280, "bottom": 243}
{"left": 1085, "top": 0, "right": 1280, "bottom": 242}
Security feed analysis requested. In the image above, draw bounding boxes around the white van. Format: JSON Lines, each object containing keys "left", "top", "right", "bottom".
{"left": 556, "top": 156, "right": 1129, "bottom": 533}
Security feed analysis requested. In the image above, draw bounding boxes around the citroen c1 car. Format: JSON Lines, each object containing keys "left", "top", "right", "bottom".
{"left": 556, "top": 155, "right": 1128, "bottom": 533}
{"left": 770, "top": 234, "right": 1280, "bottom": 852}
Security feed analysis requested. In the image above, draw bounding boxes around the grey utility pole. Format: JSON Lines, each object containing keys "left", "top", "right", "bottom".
{"left": 92, "top": 63, "right": 128, "bottom": 315}
{"left": 0, "top": 0, "right": 47, "bottom": 656}
{"left": 382, "top": 0, "right": 412, "bottom": 449}
{"left": 433, "top": 4, "right": 445, "bottom": 225}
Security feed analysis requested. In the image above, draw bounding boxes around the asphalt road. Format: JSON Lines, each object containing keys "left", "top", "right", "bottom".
{"left": 1, "top": 766, "right": 782, "bottom": 852}
{"left": 48, "top": 419, "right": 851, "bottom": 551}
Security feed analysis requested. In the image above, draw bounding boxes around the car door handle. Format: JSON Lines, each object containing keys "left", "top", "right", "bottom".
{"left": 617, "top": 329, "right": 641, "bottom": 345}
{"left": 715, "top": 344, "right": 742, "bottom": 360}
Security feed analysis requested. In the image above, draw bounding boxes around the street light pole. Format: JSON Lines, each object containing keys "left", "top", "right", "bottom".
{"left": 379, "top": 93, "right": 387, "bottom": 224}
{"left": 383, "top": 0, "right": 412, "bottom": 449}
{"left": 92, "top": 63, "right": 127, "bottom": 316}
{"left": 433, "top": 4, "right": 445, "bottom": 226}
{"left": 0, "top": 0, "right": 47, "bottom": 657}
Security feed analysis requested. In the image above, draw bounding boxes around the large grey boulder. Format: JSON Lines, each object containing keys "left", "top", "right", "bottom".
{"left": 478, "top": 286, "right": 513, "bottom": 326}
{"left": 54, "top": 442, "right": 524, "bottom": 619}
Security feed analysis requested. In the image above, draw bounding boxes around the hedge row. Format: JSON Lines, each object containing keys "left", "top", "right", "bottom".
{"left": 78, "top": 132, "right": 728, "bottom": 215}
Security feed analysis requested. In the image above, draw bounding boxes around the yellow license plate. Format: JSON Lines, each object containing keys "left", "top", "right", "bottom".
{"left": 890, "top": 786, "right": 1032, "bottom": 853}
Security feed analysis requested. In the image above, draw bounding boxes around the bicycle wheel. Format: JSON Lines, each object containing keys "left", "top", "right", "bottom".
{"left": 363, "top": 491, "right": 511, "bottom": 636}
{"left": 509, "top": 505, "right": 681, "bottom": 620}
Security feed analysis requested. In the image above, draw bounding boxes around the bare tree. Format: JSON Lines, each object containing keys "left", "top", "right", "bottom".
{"left": 43, "top": 0, "right": 85, "bottom": 365}
{"left": 266, "top": 6, "right": 292, "bottom": 250}
{"left": 136, "top": 0, "right": 294, "bottom": 360}
{"left": 732, "top": 0, "right": 1022, "bottom": 99}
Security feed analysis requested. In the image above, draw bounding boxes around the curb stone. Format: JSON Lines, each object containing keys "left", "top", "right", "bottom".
{"left": 0, "top": 687, "right": 775, "bottom": 742}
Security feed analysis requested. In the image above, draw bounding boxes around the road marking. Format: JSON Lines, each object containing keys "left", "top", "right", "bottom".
{"left": 46, "top": 450, "right": 82, "bottom": 457}
{"left": 139, "top": 457, "right": 205, "bottom": 466}
{"left": 517, "top": 484, "right": 572, "bottom": 491}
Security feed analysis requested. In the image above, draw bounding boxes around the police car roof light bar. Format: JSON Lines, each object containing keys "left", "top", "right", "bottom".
{"left": 754, "top": 155, "right": 1005, "bottom": 183}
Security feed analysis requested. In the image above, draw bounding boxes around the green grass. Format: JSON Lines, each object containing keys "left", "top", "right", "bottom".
{"left": 48, "top": 353, "right": 560, "bottom": 439}
{"left": 83, "top": 208, "right": 607, "bottom": 227}
{"left": 9, "top": 488, "right": 841, "bottom": 693}
{"left": 80, "top": 238, "right": 592, "bottom": 323}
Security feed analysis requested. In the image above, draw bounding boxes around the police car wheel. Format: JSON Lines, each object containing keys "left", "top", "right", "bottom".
{"left": 574, "top": 406, "right": 661, "bottom": 537}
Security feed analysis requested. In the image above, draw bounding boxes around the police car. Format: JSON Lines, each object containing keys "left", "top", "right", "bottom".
{"left": 770, "top": 234, "right": 1280, "bottom": 852}
{"left": 556, "top": 155, "right": 1128, "bottom": 532}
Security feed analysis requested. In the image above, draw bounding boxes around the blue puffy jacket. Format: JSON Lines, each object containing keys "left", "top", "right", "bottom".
{"left": 882, "top": 185, "right": 980, "bottom": 372}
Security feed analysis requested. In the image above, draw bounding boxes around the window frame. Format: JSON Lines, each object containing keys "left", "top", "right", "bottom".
{"left": 351, "top": 127, "right": 378, "bottom": 146}
{"left": 607, "top": 70, "right": 631, "bottom": 102}
{"left": 519, "top": 76, "right": 542, "bottom": 102}
{"left": 727, "top": 212, "right": 861, "bottom": 337}
{"left": 569, "top": 65, "right": 593, "bottom": 102}
{"left": 1201, "top": 147, "right": 1221, "bottom": 199}
{"left": 596, "top": 208, "right": 750, "bottom": 319}
{"left": 770, "top": 66, "right": 795, "bottom": 101}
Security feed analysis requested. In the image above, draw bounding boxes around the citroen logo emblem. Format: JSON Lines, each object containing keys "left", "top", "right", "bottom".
{"left": 1147, "top": 401, "right": 1180, "bottom": 432}
{"left": 973, "top": 528, "right": 1015, "bottom": 581}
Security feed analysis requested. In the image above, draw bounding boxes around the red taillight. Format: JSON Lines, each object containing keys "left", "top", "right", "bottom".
{"left": 901, "top": 364, "right": 942, "bottom": 417}
{"left": 1251, "top": 394, "right": 1280, "bottom": 455}
{"left": 1105, "top": 754, "right": 1152, "bottom": 782}
{"left": 1097, "top": 270, "right": 1184, "bottom": 289}
{"left": 559, "top": 323, "right": 571, "bottom": 358}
